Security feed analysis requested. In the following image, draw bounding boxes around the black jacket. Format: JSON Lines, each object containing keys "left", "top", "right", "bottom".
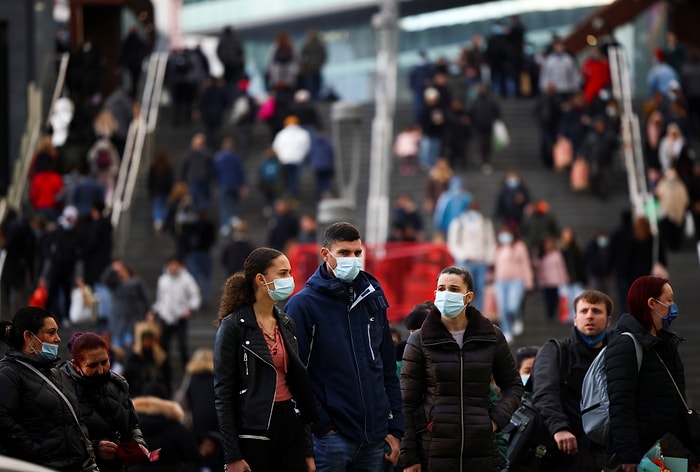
{"left": 606, "top": 313, "right": 692, "bottom": 463}
{"left": 0, "top": 350, "right": 91, "bottom": 471}
{"left": 59, "top": 363, "right": 146, "bottom": 472}
{"left": 214, "top": 305, "right": 318, "bottom": 464}
{"left": 531, "top": 329, "right": 607, "bottom": 470}
{"left": 400, "top": 306, "right": 523, "bottom": 471}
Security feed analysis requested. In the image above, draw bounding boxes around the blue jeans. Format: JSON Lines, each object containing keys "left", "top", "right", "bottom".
{"left": 186, "top": 250, "right": 212, "bottom": 304}
{"left": 187, "top": 180, "right": 211, "bottom": 210}
{"left": 563, "top": 282, "right": 585, "bottom": 322}
{"left": 494, "top": 279, "right": 525, "bottom": 338}
{"left": 458, "top": 261, "right": 488, "bottom": 312}
{"left": 418, "top": 136, "right": 441, "bottom": 170}
{"left": 151, "top": 195, "right": 168, "bottom": 227}
{"left": 218, "top": 187, "right": 240, "bottom": 229}
{"left": 313, "top": 433, "right": 385, "bottom": 472}
{"left": 283, "top": 163, "right": 301, "bottom": 198}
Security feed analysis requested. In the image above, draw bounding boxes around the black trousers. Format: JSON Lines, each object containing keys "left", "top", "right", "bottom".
{"left": 239, "top": 400, "right": 307, "bottom": 472}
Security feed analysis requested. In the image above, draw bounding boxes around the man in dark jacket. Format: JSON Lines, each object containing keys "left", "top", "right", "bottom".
{"left": 285, "top": 222, "right": 404, "bottom": 471}
{"left": 300, "top": 29, "right": 327, "bottom": 100}
{"left": 531, "top": 290, "right": 613, "bottom": 471}
{"left": 468, "top": 84, "right": 501, "bottom": 174}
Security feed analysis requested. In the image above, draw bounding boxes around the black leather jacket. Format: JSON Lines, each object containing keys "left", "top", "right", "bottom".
{"left": 214, "top": 305, "right": 317, "bottom": 464}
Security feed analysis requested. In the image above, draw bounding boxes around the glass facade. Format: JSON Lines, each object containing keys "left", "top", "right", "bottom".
{"left": 180, "top": 0, "right": 668, "bottom": 102}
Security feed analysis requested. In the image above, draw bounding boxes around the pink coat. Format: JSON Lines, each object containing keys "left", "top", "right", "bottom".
{"left": 493, "top": 240, "right": 534, "bottom": 290}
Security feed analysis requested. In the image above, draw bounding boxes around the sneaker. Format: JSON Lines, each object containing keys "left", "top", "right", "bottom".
{"left": 512, "top": 319, "right": 524, "bottom": 336}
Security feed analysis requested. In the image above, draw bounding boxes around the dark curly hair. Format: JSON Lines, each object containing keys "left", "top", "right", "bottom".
{"left": 216, "top": 247, "right": 285, "bottom": 325}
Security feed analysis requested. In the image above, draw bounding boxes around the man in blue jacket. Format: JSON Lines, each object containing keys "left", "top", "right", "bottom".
{"left": 285, "top": 222, "right": 404, "bottom": 471}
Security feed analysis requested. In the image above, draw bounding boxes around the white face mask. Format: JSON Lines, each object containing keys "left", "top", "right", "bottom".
{"left": 328, "top": 252, "right": 362, "bottom": 282}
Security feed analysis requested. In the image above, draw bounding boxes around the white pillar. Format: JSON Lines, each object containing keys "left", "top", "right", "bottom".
{"left": 365, "top": 0, "right": 399, "bottom": 247}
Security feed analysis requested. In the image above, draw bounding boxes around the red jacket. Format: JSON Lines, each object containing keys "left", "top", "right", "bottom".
{"left": 30, "top": 171, "right": 63, "bottom": 210}
{"left": 581, "top": 58, "right": 611, "bottom": 104}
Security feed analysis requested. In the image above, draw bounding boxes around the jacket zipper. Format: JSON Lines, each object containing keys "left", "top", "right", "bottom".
{"left": 243, "top": 344, "right": 277, "bottom": 429}
{"left": 243, "top": 352, "right": 249, "bottom": 375}
{"left": 459, "top": 347, "right": 465, "bottom": 472}
{"left": 367, "top": 324, "right": 375, "bottom": 360}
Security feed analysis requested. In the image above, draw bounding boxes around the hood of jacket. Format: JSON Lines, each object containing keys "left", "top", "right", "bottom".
{"left": 132, "top": 396, "right": 185, "bottom": 423}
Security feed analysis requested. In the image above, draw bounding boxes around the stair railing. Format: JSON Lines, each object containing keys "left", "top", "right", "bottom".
{"left": 0, "top": 52, "right": 69, "bottom": 307}
{"left": 608, "top": 45, "right": 652, "bottom": 222}
{"left": 111, "top": 52, "right": 168, "bottom": 258}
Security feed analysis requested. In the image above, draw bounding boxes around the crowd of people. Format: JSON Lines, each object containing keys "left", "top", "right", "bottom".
{"left": 1, "top": 13, "right": 699, "bottom": 471}
{"left": 0, "top": 221, "right": 697, "bottom": 472}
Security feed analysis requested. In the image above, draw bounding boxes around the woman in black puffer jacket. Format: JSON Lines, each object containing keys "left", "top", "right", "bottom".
{"left": 400, "top": 266, "right": 523, "bottom": 472}
{"left": 0, "top": 307, "right": 94, "bottom": 471}
{"left": 606, "top": 276, "right": 697, "bottom": 471}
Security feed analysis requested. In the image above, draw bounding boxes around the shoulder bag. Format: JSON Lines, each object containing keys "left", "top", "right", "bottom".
{"left": 654, "top": 352, "right": 700, "bottom": 457}
{"left": 14, "top": 360, "right": 99, "bottom": 472}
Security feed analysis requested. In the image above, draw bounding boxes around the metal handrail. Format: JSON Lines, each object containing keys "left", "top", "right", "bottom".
{"left": 110, "top": 52, "right": 167, "bottom": 256}
{"left": 608, "top": 44, "right": 650, "bottom": 219}
{"left": 45, "top": 53, "right": 70, "bottom": 129}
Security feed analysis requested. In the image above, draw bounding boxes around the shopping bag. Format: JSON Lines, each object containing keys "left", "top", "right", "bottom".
{"left": 638, "top": 433, "right": 690, "bottom": 472}
{"left": 257, "top": 96, "right": 276, "bottom": 121}
{"left": 492, "top": 120, "right": 510, "bottom": 150}
{"left": 570, "top": 158, "right": 589, "bottom": 191}
{"left": 553, "top": 136, "right": 573, "bottom": 171}
{"left": 28, "top": 282, "right": 48, "bottom": 308}
{"left": 69, "top": 286, "right": 96, "bottom": 324}
{"left": 558, "top": 294, "right": 569, "bottom": 324}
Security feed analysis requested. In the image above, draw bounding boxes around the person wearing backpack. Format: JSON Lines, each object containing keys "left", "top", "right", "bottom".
{"left": 605, "top": 276, "right": 697, "bottom": 471}
{"left": 529, "top": 289, "right": 612, "bottom": 471}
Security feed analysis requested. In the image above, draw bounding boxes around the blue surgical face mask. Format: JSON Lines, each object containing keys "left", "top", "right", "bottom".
{"left": 506, "top": 177, "right": 519, "bottom": 189}
{"left": 32, "top": 334, "right": 59, "bottom": 362}
{"left": 434, "top": 291, "right": 467, "bottom": 318}
{"left": 328, "top": 252, "right": 362, "bottom": 282}
{"left": 263, "top": 276, "right": 295, "bottom": 302}
{"left": 498, "top": 232, "right": 514, "bottom": 245}
{"left": 520, "top": 374, "right": 530, "bottom": 386}
{"left": 575, "top": 327, "right": 607, "bottom": 347}
{"left": 654, "top": 299, "right": 679, "bottom": 328}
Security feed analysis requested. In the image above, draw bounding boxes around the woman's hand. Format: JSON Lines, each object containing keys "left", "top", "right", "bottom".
{"left": 404, "top": 464, "right": 421, "bottom": 472}
{"left": 138, "top": 443, "right": 150, "bottom": 456}
{"left": 305, "top": 456, "right": 316, "bottom": 472}
{"left": 621, "top": 464, "right": 638, "bottom": 472}
{"left": 97, "top": 440, "right": 118, "bottom": 460}
{"left": 224, "top": 459, "right": 252, "bottom": 472}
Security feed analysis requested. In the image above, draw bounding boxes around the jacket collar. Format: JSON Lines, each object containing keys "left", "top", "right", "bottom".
{"left": 234, "top": 304, "right": 292, "bottom": 332}
{"left": 420, "top": 305, "right": 497, "bottom": 343}
{"left": 615, "top": 312, "right": 684, "bottom": 349}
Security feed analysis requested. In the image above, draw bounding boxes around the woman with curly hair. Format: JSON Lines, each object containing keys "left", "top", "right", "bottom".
{"left": 214, "top": 247, "right": 317, "bottom": 472}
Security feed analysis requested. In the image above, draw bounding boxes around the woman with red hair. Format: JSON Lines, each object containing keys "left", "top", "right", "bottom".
{"left": 604, "top": 276, "right": 697, "bottom": 470}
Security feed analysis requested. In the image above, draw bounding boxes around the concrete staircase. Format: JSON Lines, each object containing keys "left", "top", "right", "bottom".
{"left": 122, "top": 98, "right": 700, "bottom": 405}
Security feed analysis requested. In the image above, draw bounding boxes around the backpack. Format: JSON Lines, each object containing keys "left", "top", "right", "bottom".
{"left": 504, "top": 339, "right": 568, "bottom": 471}
{"left": 580, "top": 331, "right": 642, "bottom": 445}
{"left": 95, "top": 148, "right": 113, "bottom": 169}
